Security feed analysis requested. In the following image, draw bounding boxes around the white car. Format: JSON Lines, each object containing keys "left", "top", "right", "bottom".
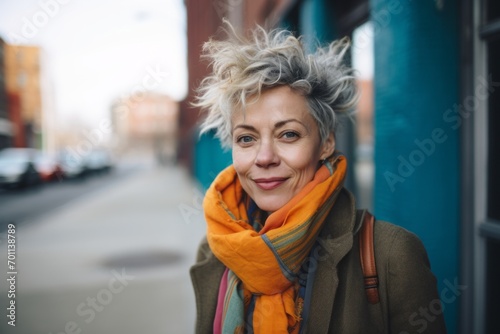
{"left": 0, "top": 148, "right": 41, "bottom": 188}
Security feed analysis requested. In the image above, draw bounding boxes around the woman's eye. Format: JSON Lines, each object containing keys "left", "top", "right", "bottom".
{"left": 237, "top": 135, "right": 254, "bottom": 143}
{"left": 282, "top": 131, "right": 299, "bottom": 139}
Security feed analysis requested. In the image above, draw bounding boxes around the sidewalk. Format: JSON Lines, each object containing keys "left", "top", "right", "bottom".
{"left": 0, "top": 163, "right": 207, "bottom": 334}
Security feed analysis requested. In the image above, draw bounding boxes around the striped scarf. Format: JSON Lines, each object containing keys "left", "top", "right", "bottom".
{"left": 204, "top": 154, "right": 346, "bottom": 334}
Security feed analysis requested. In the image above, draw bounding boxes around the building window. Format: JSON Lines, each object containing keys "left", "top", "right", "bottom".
{"left": 17, "top": 72, "right": 27, "bottom": 88}
{"left": 486, "top": 239, "right": 500, "bottom": 333}
{"left": 486, "top": 0, "right": 500, "bottom": 23}
{"left": 487, "top": 38, "right": 500, "bottom": 222}
{"left": 478, "top": 1, "right": 500, "bottom": 333}
{"left": 15, "top": 49, "right": 23, "bottom": 63}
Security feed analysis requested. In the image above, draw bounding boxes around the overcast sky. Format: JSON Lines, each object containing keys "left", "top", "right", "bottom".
{"left": 0, "top": 0, "right": 187, "bottom": 127}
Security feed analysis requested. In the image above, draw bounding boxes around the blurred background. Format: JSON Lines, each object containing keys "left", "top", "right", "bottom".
{"left": 0, "top": 0, "right": 498, "bottom": 333}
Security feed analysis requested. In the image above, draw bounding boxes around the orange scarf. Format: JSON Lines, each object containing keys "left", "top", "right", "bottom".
{"left": 204, "top": 154, "right": 346, "bottom": 334}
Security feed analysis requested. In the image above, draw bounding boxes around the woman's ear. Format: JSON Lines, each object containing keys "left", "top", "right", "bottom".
{"left": 320, "top": 133, "right": 336, "bottom": 160}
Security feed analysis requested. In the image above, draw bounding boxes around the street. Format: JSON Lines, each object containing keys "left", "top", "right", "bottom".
{"left": 0, "top": 158, "right": 207, "bottom": 334}
{"left": 0, "top": 162, "right": 143, "bottom": 232}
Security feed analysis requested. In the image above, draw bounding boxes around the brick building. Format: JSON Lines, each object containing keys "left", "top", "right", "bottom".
{"left": 111, "top": 92, "right": 179, "bottom": 163}
{"left": 0, "top": 38, "right": 13, "bottom": 150}
{"left": 4, "top": 43, "right": 43, "bottom": 148}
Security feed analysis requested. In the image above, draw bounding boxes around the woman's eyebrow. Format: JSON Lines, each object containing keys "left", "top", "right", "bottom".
{"left": 232, "top": 124, "right": 256, "bottom": 134}
{"left": 275, "top": 119, "right": 308, "bottom": 130}
{"left": 233, "top": 119, "right": 309, "bottom": 133}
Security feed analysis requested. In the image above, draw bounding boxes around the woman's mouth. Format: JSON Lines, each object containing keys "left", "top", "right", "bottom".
{"left": 253, "top": 177, "right": 288, "bottom": 190}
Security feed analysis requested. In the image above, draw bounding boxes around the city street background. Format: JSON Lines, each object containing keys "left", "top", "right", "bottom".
{"left": 0, "top": 154, "right": 206, "bottom": 334}
{"left": 0, "top": 0, "right": 494, "bottom": 332}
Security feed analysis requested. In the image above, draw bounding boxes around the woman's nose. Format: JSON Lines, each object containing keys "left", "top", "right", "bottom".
{"left": 255, "top": 140, "right": 279, "bottom": 168}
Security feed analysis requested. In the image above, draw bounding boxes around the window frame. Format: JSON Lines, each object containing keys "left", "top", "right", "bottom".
{"left": 463, "top": 1, "right": 500, "bottom": 333}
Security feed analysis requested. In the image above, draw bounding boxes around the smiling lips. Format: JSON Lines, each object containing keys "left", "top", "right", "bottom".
{"left": 253, "top": 177, "right": 288, "bottom": 190}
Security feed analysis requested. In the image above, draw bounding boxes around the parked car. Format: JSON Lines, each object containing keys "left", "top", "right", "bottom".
{"left": 0, "top": 148, "right": 41, "bottom": 189}
{"left": 84, "top": 149, "right": 114, "bottom": 175}
{"left": 35, "top": 153, "right": 65, "bottom": 182}
{"left": 57, "top": 151, "right": 87, "bottom": 179}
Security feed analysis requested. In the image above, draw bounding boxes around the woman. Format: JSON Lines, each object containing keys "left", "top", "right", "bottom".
{"left": 190, "top": 24, "right": 446, "bottom": 334}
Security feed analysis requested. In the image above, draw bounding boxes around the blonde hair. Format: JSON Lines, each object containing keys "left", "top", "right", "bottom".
{"left": 195, "top": 22, "right": 358, "bottom": 149}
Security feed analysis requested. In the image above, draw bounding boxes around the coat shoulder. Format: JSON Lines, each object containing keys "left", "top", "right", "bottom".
{"left": 369, "top": 220, "right": 447, "bottom": 333}
{"left": 372, "top": 220, "right": 431, "bottom": 268}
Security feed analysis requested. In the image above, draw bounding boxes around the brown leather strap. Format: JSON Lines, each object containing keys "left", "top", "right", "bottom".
{"left": 359, "top": 211, "right": 380, "bottom": 304}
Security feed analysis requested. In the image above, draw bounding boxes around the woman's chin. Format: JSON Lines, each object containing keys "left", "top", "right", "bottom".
{"left": 253, "top": 196, "right": 288, "bottom": 213}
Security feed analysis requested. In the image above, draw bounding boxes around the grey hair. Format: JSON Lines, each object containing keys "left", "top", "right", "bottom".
{"left": 195, "top": 22, "right": 359, "bottom": 149}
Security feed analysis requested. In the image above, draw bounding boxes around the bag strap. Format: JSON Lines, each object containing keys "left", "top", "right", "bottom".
{"left": 359, "top": 210, "right": 380, "bottom": 304}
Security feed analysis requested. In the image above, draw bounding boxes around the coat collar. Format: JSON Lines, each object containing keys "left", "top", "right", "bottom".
{"left": 190, "top": 188, "right": 358, "bottom": 334}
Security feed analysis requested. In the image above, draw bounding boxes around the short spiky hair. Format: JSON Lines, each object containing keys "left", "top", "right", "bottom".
{"left": 195, "top": 22, "right": 358, "bottom": 149}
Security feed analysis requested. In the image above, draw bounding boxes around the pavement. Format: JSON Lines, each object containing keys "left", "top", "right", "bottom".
{"left": 0, "top": 159, "right": 208, "bottom": 334}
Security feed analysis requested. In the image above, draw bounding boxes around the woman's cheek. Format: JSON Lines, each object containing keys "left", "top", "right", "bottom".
{"left": 280, "top": 148, "right": 309, "bottom": 170}
{"left": 232, "top": 148, "right": 253, "bottom": 172}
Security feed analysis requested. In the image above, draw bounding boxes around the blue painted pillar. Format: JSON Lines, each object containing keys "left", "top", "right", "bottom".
{"left": 299, "top": 0, "right": 337, "bottom": 51}
{"left": 371, "top": 0, "right": 459, "bottom": 332}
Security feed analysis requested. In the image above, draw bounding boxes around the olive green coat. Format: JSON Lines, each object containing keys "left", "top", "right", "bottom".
{"left": 190, "top": 189, "right": 447, "bottom": 333}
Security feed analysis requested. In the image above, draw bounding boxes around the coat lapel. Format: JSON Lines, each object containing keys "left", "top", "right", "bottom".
{"left": 304, "top": 189, "right": 357, "bottom": 334}
{"left": 190, "top": 243, "right": 226, "bottom": 334}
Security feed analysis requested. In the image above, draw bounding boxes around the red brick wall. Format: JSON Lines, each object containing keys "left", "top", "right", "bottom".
{"left": 8, "top": 92, "right": 25, "bottom": 147}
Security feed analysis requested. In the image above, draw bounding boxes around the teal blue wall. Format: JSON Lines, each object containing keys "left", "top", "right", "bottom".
{"left": 299, "top": 0, "right": 337, "bottom": 51}
{"left": 371, "top": 0, "right": 460, "bottom": 332}
{"left": 194, "top": 131, "right": 232, "bottom": 190}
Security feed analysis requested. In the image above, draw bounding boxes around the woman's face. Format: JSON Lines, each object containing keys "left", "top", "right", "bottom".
{"left": 231, "top": 85, "right": 335, "bottom": 212}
